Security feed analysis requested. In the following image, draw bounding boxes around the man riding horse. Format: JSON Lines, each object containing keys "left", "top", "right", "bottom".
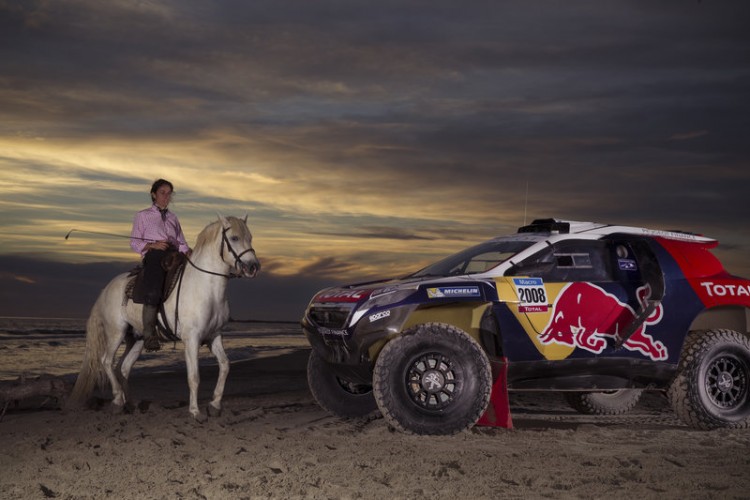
{"left": 130, "top": 179, "right": 191, "bottom": 351}
{"left": 69, "top": 210, "right": 259, "bottom": 420}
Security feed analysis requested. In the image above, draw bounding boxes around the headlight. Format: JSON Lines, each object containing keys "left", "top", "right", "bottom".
{"left": 364, "top": 286, "right": 417, "bottom": 309}
{"left": 348, "top": 287, "right": 417, "bottom": 327}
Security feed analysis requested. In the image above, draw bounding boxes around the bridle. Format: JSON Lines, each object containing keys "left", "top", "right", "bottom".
{"left": 186, "top": 224, "right": 258, "bottom": 279}
{"left": 219, "top": 225, "right": 258, "bottom": 278}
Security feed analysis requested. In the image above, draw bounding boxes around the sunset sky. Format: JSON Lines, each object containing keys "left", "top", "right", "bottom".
{"left": 1, "top": 1, "right": 749, "bottom": 321}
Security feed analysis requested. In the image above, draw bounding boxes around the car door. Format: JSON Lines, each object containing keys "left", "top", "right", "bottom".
{"left": 603, "top": 237, "right": 666, "bottom": 360}
{"left": 501, "top": 238, "right": 665, "bottom": 361}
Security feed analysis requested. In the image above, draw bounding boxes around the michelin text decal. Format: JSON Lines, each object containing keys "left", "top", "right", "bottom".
{"left": 426, "top": 286, "right": 481, "bottom": 299}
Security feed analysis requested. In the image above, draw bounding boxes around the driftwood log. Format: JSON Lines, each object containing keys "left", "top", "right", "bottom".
{"left": 0, "top": 374, "right": 72, "bottom": 420}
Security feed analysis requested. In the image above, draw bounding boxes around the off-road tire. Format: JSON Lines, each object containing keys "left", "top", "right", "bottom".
{"left": 668, "top": 329, "right": 750, "bottom": 429}
{"left": 564, "top": 389, "right": 643, "bottom": 415}
{"left": 307, "top": 350, "right": 379, "bottom": 419}
{"left": 372, "top": 323, "right": 492, "bottom": 435}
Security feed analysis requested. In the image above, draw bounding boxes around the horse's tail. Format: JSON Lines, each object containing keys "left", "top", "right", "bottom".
{"left": 67, "top": 298, "right": 110, "bottom": 409}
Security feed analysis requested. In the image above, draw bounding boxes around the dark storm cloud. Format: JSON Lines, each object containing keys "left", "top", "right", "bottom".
{"left": 4, "top": 1, "right": 748, "bottom": 180}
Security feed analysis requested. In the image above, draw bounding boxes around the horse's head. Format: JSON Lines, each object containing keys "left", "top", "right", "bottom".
{"left": 219, "top": 214, "right": 261, "bottom": 278}
{"left": 194, "top": 214, "right": 260, "bottom": 278}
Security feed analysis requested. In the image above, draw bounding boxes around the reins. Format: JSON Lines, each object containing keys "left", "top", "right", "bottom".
{"left": 165, "top": 222, "right": 257, "bottom": 339}
{"left": 185, "top": 257, "right": 234, "bottom": 278}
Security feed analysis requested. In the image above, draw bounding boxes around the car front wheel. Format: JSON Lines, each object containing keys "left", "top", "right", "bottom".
{"left": 307, "top": 349, "right": 379, "bottom": 419}
{"left": 668, "top": 329, "right": 750, "bottom": 429}
{"left": 373, "top": 323, "right": 492, "bottom": 435}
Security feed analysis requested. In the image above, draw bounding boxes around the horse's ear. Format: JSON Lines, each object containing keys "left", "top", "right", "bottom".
{"left": 243, "top": 213, "right": 248, "bottom": 223}
{"left": 217, "top": 212, "right": 229, "bottom": 228}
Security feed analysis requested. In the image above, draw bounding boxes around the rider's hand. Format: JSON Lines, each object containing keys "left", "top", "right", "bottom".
{"left": 148, "top": 241, "right": 170, "bottom": 251}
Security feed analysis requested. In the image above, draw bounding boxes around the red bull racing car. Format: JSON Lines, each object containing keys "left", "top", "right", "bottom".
{"left": 302, "top": 219, "right": 750, "bottom": 435}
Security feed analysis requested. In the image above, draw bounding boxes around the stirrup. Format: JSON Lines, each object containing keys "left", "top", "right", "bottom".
{"left": 143, "top": 336, "right": 161, "bottom": 352}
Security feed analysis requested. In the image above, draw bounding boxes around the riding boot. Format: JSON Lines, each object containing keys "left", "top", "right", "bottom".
{"left": 142, "top": 304, "right": 161, "bottom": 352}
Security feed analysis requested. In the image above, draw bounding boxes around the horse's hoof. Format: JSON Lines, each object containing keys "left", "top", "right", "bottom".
{"left": 192, "top": 411, "right": 207, "bottom": 424}
{"left": 207, "top": 404, "right": 222, "bottom": 418}
{"left": 111, "top": 402, "right": 126, "bottom": 414}
{"left": 143, "top": 337, "right": 161, "bottom": 352}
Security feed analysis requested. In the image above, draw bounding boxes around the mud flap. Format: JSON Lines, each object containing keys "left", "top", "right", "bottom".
{"left": 476, "top": 357, "right": 513, "bottom": 429}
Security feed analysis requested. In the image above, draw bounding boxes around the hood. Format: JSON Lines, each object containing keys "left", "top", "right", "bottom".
{"left": 311, "top": 278, "right": 413, "bottom": 304}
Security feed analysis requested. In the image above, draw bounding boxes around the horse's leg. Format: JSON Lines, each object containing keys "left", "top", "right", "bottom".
{"left": 101, "top": 324, "right": 129, "bottom": 410}
{"left": 183, "top": 337, "right": 205, "bottom": 422}
{"left": 119, "top": 338, "right": 144, "bottom": 381}
{"left": 207, "top": 335, "right": 230, "bottom": 417}
{"left": 115, "top": 333, "right": 144, "bottom": 411}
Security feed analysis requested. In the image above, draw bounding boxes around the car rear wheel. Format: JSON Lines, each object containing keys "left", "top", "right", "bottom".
{"left": 307, "top": 350, "right": 379, "bottom": 419}
{"left": 564, "top": 389, "right": 643, "bottom": 415}
{"left": 668, "top": 329, "right": 750, "bottom": 429}
{"left": 372, "top": 323, "right": 492, "bottom": 435}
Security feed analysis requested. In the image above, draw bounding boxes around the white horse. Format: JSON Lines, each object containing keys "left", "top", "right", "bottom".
{"left": 68, "top": 215, "right": 260, "bottom": 421}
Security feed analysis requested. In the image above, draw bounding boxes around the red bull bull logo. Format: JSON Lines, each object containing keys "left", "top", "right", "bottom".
{"left": 539, "top": 282, "right": 667, "bottom": 361}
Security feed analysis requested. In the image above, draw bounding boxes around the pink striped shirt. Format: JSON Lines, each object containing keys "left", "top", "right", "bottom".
{"left": 130, "top": 205, "right": 191, "bottom": 256}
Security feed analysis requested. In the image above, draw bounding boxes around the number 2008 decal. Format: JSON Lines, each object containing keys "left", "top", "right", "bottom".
{"left": 518, "top": 287, "right": 547, "bottom": 303}
{"left": 512, "top": 277, "right": 549, "bottom": 313}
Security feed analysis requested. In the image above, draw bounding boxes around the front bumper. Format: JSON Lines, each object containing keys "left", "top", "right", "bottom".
{"left": 302, "top": 303, "right": 416, "bottom": 384}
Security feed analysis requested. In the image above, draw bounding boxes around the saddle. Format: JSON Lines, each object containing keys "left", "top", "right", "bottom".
{"left": 124, "top": 251, "right": 188, "bottom": 342}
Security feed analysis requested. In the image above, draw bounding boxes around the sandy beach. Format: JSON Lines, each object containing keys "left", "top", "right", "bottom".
{"left": 1, "top": 319, "right": 749, "bottom": 499}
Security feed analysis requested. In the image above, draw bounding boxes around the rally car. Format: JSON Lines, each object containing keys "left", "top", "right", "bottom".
{"left": 302, "top": 218, "right": 750, "bottom": 435}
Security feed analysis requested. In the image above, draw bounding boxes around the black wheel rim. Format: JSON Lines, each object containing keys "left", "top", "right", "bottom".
{"left": 705, "top": 354, "right": 749, "bottom": 409}
{"left": 405, "top": 352, "right": 459, "bottom": 411}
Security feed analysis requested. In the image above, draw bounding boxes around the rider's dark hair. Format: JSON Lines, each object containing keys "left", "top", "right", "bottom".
{"left": 150, "top": 179, "right": 174, "bottom": 202}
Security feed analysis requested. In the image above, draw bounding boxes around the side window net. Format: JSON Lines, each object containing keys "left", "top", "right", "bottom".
{"left": 555, "top": 253, "right": 593, "bottom": 269}
{"left": 508, "top": 240, "right": 612, "bottom": 282}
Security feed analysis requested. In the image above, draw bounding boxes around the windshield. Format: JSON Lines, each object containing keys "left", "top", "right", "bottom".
{"left": 408, "top": 238, "right": 536, "bottom": 278}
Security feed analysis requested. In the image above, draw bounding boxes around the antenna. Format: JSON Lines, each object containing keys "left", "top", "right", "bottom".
{"left": 523, "top": 180, "right": 529, "bottom": 225}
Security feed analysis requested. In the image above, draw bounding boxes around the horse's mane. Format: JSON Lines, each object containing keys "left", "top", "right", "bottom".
{"left": 195, "top": 220, "right": 222, "bottom": 250}
{"left": 194, "top": 217, "right": 246, "bottom": 251}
